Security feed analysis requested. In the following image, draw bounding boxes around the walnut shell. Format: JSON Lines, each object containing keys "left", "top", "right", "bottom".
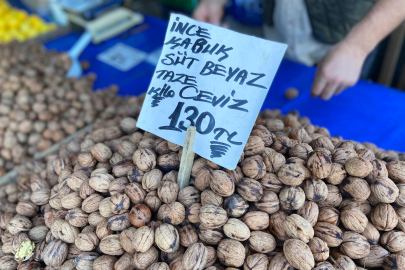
{"left": 387, "top": 161, "right": 405, "bottom": 182}
{"left": 340, "top": 231, "right": 370, "bottom": 259}
{"left": 243, "top": 253, "right": 269, "bottom": 270}
{"left": 133, "top": 226, "right": 154, "bottom": 253}
{"left": 289, "top": 143, "right": 313, "bottom": 160}
{"left": 223, "top": 194, "right": 249, "bottom": 218}
{"left": 182, "top": 243, "right": 208, "bottom": 270}
{"left": 254, "top": 190, "right": 279, "bottom": 214}
{"left": 145, "top": 191, "right": 162, "bottom": 212}
{"left": 283, "top": 214, "right": 314, "bottom": 243}
{"left": 8, "top": 215, "right": 32, "bottom": 234}
{"left": 345, "top": 157, "right": 372, "bottom": 178}
{"left": 241, "top": 155, "right": 266, "bottom": 180}
{"left": 370, "top": 176, "right": 399, "bottom": 203}
{"left": 251, "top": 125, "right": 274, "bottom": 146}
{"left": 158, "top": 180, "right": 179, "bottom": 204}
{"left": 248, "top": 230, "right": 276, "bottom": 253}
{"left": 268, "top": 253, "right": 293, "bottom": 270}
{"left": 223, "top": 218, "right": 250, "bottom": 241}
{"left": 157, "top": 202, "right": 185, "bottom": 225}
{"left": 178, "top": 186, "right": 200, "bottom": 208}
{"left": 318, "top": 207, "right": 339, "bottom": 226}
{"left": 297, "top": 201, "right": 319, "bottom": 227}
{"left": 129, "top": 204, "right": 151, "bottom": 227}
{"left": 356, "top": 245, "right": 390, "bottom": 269}
{"left": 380, "top": 230, "right": 405, "bottom": 252}
{"left": 307, "top": 149, "right": 332, "bottom": 179}
{"left": 279, "top": 186, "right": 305, "bottom": 210}
{"left": 201, "top": 190, "right": 223, "bottom": 206}
{"left": 303, "top": 178, "right": 328, "bottom": 202}
{"left": 314, "top": 222, "right": 343, "bottom": 247}
{"left": 178, "top": 224, "right": 198, "bottom": 247}
{"left": 210, "top": 170, "right": 235, "bottom": 197}
{"left": 43, "top": 239, "right": 68, "bottom": 267}
{"left": 237, "top": 178, "right": 263, "bottom": 202}
{"left": 341, "top": 208, "right": 368, "bottom": 233}
{"left": 317, "top": 185, "right": 342, "bottom": 208}
{"left": 142, "top": 169, "right": 163, "bottom": 192}
{"left": 133, "top": 246, "right": 159, "bottom": 270}
{"left": 308, "top": 237, "right": 329, "bottom": 262}
{"left": 125, "top": 182, "right": 147, "bottom": 204}
{"left": 199, "top": 204, "right": 228, "bottom": 229}
{"left": 194, "top": 168, "right": 213, "bottom": 191}
{"left": 261, "top": 149, "right": 285, "bottom": 173}
{"left": 58, "top": 220, "right": 79, "bottom": 243}
{"left": 91, "top": 143, "right": 112, "bottom": 162}
{"left": 326, "top": 163, "right": 346, "bottom": 185}
{"left": 332, "top": 148, "right": 358, "bottom": 166}
{"left": 155, "top": 223, "right": 179, "bottom": 253}
{"left": 269, "top": 211, "right": 288, "bottom": 241}
{"left": 75, "top": 232, "right": 99, "bottom": 251}
{"left": 242, "top": 211, "right": 269, "bottom": 230}
{"left": 259, "top": 172, "right": 284, "bottom": 193}
{"left": 133, "top": 149, "right": 157, "bottom": 171}
{"left": 272, "top": 135, "right": 292, "bottom": 154}
{"left": 283, "top": 239, "right": 315, "bottom": 270}
{"left": 186, "top": 203, "right": 201, "bottom": 223}
{"left": 120, "top": 227, "right": 137, "bottom": 254}
{"left": 217, "top": 239, "right": 245, "bottom": 267}
{"left": 371, "top": 203, "right": 398, "bottom": 231}
{"left": 198, "top": 225, "right": 224, "bottom": 245}
{"left": 99, "top": 234, "right": 124, "bottom": 256}
{"left": 277, "top": 163, "right": 305, "bottom": 186}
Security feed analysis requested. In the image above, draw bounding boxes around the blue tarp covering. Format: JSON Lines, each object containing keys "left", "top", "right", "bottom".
{"left": 43, "top": 15, "right": 405, "bottom": 152}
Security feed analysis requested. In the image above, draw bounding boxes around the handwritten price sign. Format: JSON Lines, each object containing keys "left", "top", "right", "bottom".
{"left": 137, "top": 14, "right": 286, "bottom": 170}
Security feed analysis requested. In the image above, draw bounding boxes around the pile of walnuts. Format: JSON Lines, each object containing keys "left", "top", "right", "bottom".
{"left": 1, "top": 108, "right": 405, "bottom": 270}
{"left": 0, "top": 41, "right": 142, "bottom": 176}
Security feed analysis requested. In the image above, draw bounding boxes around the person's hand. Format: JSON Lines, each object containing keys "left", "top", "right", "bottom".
{"left": 192, "top": 0, "right": 226, "bottom": 26}
{"left": 311, "top": 40, "right": 368, "bottom": 100}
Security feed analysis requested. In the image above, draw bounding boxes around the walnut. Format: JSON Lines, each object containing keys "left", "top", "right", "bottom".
{"left": 133, "top": 246, "right": 159, "bottom": 270}
{"left": 178, "top": 186, "right": 200, "bottom": 208}
{"left": 366, "top": 159, "right": 389, "bottom": 182}
{"left": 243, "top": 253, "right": 268, "bottom": 270}
{"left": 169, "top": 254, "right": 184, "bottom": 270}
{"left": 289, "top": 143, "right": 313, "bottom": 160}
{"left": 142, "top": 169, "right": 163, "bottom": 192}
{"left": 99, "top": 197, "right": 113, "bottom": 218}
{"left": 58, "top": 220, "right": 79, "bottom": 243}
{"left": 178, "top": 224, "right": 198, "bottom": 247}
{"left": 277, "top": 163, "right": 305, "bottom": 186}
{"left": 222, "top": 218, "right": 250, "bottom": 241}
{"left": 396, "top": 184, "right": 405, "bottom": 206}
{"left": 8, "top": 215, "right": 32, "bottom": 234}
{"left": 236, "top": 178, "right": 263, "bottom": 202}
{"left": 119, "top": 227, "right": 137, "bottom": 254}
{"left": 345, "top": 157, "right": 373, "bottom": 178}
{"left": 283, "top": 239, "right": 315, "bottom": 270}
{"left": 356, "top": 148, "right": 375, "bottom": 162}
{"left": 198, "top": 225, "right": 224, "bottom": 245}
{"left": 158, "top": 180, "right": 179, "bottom": 204}
{"left": 308, "top": 237, "right": 329, "bottom": 262}
{"left": 79, "top": 178, "right": 95, "bottom": 199}
{"left": 261, "top": 149, "right": 286, "bottom": 174}
{"left": 397, "top": 207, "right": 405, "bottom": 232}
{"left": 194, "top": 168, "right": 213, "bottom": 191}
{"left": 313, "top": 262, "right": 335, "bottom": 270}
{"left": 96, "top": 219, "right": 112, "bottom": 240}
{"left": 368, "top": 176, "right": 399, "bottom": 204}
{"left": 317, "top": 185, "right": 342, "bottom": 208}
{"left": 28, "top": 226, "right": 49, "bottom": 243}
{"left": 0, "top": 256, "right": 17, "bottom": 270}
{"left": 82, "top": 194, "right": 104, "bottom": 213}
{"left": 297, "top": 201, "right": 319, "bottom": 227}
{"left": 310, "top": 137, "right": 334, "bottom": 152}
{"left": 200, "top": 190, "right": 222, "bottom": 207}
{"left": 307, "top": 149, "right": 332, "bottom": 179}
{"left": 339, "top": 231, "right": 370, "bottom": 260}
{"left": 384, "top": 254, "right": 405, "bottom": 270}
{"left": 93, "top": 255, "right": 118, "bottom": 270}
{"left": 73, "top": 252, "right": 99, "bottom": 270}
{"left": 242, "top": 211, "right": 269, "bottom": 230}
{"left": 157, "top": 202, "right": 185, "bottom": 225}
{"left": 223, "top": 194, "right": 248, "bottom": 218}
{"left": 356, "top": 245, "right": 390, "bottom": 269}
{"left": 107, "top": 212, "right": 131, "bottom": 231}
{"left": 259, "top": 172, "right": 284, "bottom": 193}
{"left": 371, "top": 203, "right": 398, "bottom": 231}
{"left": 30, "top": 189, "right": 50, "bottom": 205}
{"left": 115, "top": 253, "right": 134, "bottom": 270}
{"left": 340, "top": 176, "right": 370, "bottom": 202}
{"left": 314, "top": 222, "right": 343, "bottom": 247}
{"left": 272, "top": 135, "right": 292, "bottom": 154}
{"left": 132, "top": 226, "right": 154, "bottom": 253}
{"left": 89, "top": 173, "right": 114, "bottom": 193}
{"left": 387, "top": 161, "right": 405, "bottom": 182}
{"left": 268, "top": 211, "right": 288, "bottom": 241}
{"left": 325, "top": 163, "right": 346, "bottom": 185}
{"left": 317, "top": 207, "right": 339, "bottom": 226}
{"left": 75, "top": 232, "right": 99, "bottom": 251}
{"left": 241, "top": 155, "right": 266, "bottom": 180}
{"left": 268, "top": 253, "right": 293, "bottom": 270}
{"left": 329, "top": 253, "right": 356, "bottom": 270}
{"left": 78, "top": 152, "right": 96, "bottom": 167}
{"left": 145, "top": 191, "right": 162, "bottom": 212}
{"left": 43, "top": 239, "right": 68, "bottom": 267}
{"left": 186, "top": 203, "right": 202, "bottom": 223}
{"left": 16, "top": 200, "right": 38, "bottom": 217}
{"left": 133, "top": 148, "right": 157, "bottom": 171}
{"left": 254, "top": 190, "right": 279, "bottom": 214}
{"left": 243, "top": 135, "right": 265, "bottom": 156}
{"left": 127, "top": 166, "right": 145, "bottom": 183}
{"left": 147, "top": 262, "right": 170, "bottom": 270}
{"left": 341, "top": 208, "right": 368, "bottom": 233}
{"left": 129, "top": 204, "right": 151, "bottom": 227}
{"left": 125, "top": 182, "right": 147, "bottom": 204}
{"left": 303, "top": 178, "right": 328, "bottom": 202}
{"left": 360, "top": 222, "right": 380, "bottom": 245}
{"left": 380, "top": 230, "right": 405, "bottom": 252}
{"left": 199, "top": 204, "right": 228, "bottom": 229}
{"left": 157, "top": 152, "right": 180, "bottom": 171}
{"left": 279, "top": 186, "right": 305, "bottom": 210}
{"left": 90, "top": 143, "right": 112, "bottom": 162}
{"left": 155, "top": 223, "right": 179, "bottom": 252}
{"left": 209, "top": 170, "right": 235, "bottom": 197}
{"left": 217, "top": 239, "right": 245, "bottom": 267}
{"left": 66, "top": 172, "right": 88, "bottom": 192}
{"left": 182, "top": 243, "right": 208, "bottom": 270}
{"left": 283, "top": 214, "right": 314, "bottom": 243}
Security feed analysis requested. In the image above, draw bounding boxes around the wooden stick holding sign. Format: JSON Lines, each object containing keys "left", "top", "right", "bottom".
{"left": 177, "top": 126, "right": 196, "bottom": 189}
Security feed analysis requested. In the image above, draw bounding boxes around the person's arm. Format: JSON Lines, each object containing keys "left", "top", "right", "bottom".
{"left": 192, "top": 0, "right": 227, "bottom": 25}
{"left": 311, "top": 0, "right": 405, "bottom": 100}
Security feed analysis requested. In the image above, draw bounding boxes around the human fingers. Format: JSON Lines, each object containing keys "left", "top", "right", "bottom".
{"left": 311, "top": 71, "right": 328, "bottom": 97}
{"left": 192, "top": 4, "right": 209, "bottom": 22}
{"left": 334, "top": 85, "right": 347, "bottom": 95}
{"left": 320, "top": 82, "right": 340, "bottom": 100}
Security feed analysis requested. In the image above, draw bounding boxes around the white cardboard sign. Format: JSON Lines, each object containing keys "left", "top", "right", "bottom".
{"left": 137, "top": 14, "right": 287, "bottom": 170}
